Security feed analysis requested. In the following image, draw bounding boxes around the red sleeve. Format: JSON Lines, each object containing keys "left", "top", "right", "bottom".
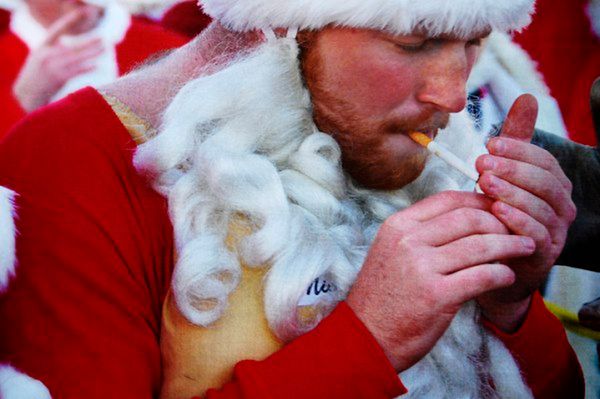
{"left": 0, "top": 89, "right": 26, "bottom": 141}
{"left": 205, "top": 302, "right": 407, "bottom": 399}
{"left": 484, "top": 292, "right": 585, "bottom": 398}
{"left": 116, "top": 18, "right": 189, "bottom": 75}
{"left": 0, "top": 29, "right": 28, "bottom": 140}
{"left": 0, "top": 88, "right": 174, "bottom": 398}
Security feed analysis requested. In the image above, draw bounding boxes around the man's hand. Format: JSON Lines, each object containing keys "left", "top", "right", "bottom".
{"left": 476, "top": 94, "right": 577, "bottom": 331}
{"left": 347, "top": 191, "right": 535, "bottom": 372}
{"left": 13, "top": 9, "right": 104, "bottom": 112}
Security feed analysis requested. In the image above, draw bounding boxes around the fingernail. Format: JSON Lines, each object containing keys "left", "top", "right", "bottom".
{"left": 482, "top": 157, "right": 496, "bottom": 170}
{"left": 522, "top": 237, "right": 535, "bottom": 251}
{"left": 493, "top": 139, "right": 506, "bottom": 154}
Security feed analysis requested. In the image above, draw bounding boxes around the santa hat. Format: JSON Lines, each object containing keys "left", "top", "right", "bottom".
{"left": 201, "top": 0, "right": 536, "bottom": 37}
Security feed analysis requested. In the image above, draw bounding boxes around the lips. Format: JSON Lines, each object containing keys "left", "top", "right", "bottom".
{"left": 404, "top": 127, "right": 438, "bottom": 140}
{"left": 423, "top": 128, "right": 440, "bottom": 139}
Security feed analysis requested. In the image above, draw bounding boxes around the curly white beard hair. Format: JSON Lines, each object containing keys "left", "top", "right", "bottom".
{"left": 134, "top": 33, "right": 533, "bottom": 398}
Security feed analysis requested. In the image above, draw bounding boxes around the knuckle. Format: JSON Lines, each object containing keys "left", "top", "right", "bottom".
{"left": 440, "top": 190, "right": 462, "bottom": 204}
{"left": 477, "top": 267, "right": 497, "bottom": 288}
{"left": 539, "top": 203, "right": 557, "bottom": 226}
{"left": 500, "top": 158, "right": 516, "bottom": 178}
{"left": 564, "top": 178, "right": 573, "bottom": 194}
{"left": 397, "top": 235, "right": 416, "bottom": 252}
{"left": 542, "top": 183, "right": 562, "bottom": 204}
{"left": 475, "top": 235, "right": 495, "bottom": 258}
{"left": 539, "top": 149, "right": 559, "bottom": 169}
{"left": 40, "top": 58, "right": 52, "bottom": 69}
{"left": 566, "top": 201, "right": 577, "bottom": 222}
{"left": 510, "top": 211, "right": 529, "bottom": 231}
{"left": 421, "top": 285, "right": 442, "bottom": 309}
{"left": 542, "top": 233, "right": 553, "bottom": 250}
{"left": 452, "top": 207, "right": 471, "bottom": 224}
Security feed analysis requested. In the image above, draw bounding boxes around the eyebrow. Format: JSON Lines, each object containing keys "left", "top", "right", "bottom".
{"left": 417, "top": 28, "right": 492, "bottom": 41}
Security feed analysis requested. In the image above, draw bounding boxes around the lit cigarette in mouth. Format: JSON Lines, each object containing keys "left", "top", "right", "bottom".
{"left": 408, "top": 132, "right": 480, "bottom": 182}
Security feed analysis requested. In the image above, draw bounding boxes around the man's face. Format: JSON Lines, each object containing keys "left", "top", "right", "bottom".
{"left": 26, "top": 0, "right": 103, "bottom": 34}
{"left": 302, "top": 28, "right": 486, "bottom": 190}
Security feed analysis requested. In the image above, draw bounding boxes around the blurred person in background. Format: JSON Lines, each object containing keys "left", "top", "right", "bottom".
{"left": 0, "top": 0, "right": 186, "bottom": 139}
{"left": 160, "top": 0, "right": 211, "bottom": 38}
{"left": 514, "top": 0, "right": 600, "bottom": 146}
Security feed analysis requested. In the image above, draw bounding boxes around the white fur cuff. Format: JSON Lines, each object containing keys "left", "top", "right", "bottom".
{"left": 0, "top": 186, "right": 17, "bottom": 293}
{"left": 202, "top": 0, "right": 535, "bottom": 38}
{"left": 0, "top": 365, "right": 51, "bottom": 399}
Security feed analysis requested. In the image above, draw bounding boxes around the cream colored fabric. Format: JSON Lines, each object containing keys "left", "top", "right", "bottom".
{"left": 102, "top": 93, "right": 156, "bottom": 144}
{"left": 160, "top": 220, "right": 282, "bottom": 399}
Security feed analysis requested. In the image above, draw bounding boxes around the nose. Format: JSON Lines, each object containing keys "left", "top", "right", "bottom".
{"left": 416, "top": 44, "right": 470, "bottom": 113}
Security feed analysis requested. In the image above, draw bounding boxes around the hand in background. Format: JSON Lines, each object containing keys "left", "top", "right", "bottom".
{"left": 13, "top": 8, "right": 104, "bottom": 112}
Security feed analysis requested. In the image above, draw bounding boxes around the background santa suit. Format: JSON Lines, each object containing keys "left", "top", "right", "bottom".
{"left": 160, "top": 0, "right": 212, "bottom": 38}
{"left": 467, "top": 31, "right": 568, "bottom": 138}
{"left": 0, "top": 1, "right": 186, "bottom": 139}
{"left": 514, "top": 0, "right": 600, "bottom": 146}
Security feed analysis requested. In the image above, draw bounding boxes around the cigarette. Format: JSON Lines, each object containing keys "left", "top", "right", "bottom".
{"left": 408, "top": 132, "right": 480, "bottom": 182}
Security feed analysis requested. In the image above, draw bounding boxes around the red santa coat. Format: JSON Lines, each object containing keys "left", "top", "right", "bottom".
{"left": 0, "top": 87, "right": 585, "bottom": 398}
{"left": 0, "top": 16, "right": 187, "bottom": 140}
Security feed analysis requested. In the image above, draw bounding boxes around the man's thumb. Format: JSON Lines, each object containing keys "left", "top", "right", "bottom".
{"left": 499, "top": 94, "right": 539, "bottom": 143}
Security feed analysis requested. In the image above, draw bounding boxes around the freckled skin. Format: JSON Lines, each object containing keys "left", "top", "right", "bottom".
{"left": 301, "top": 28, "right": 482, "bottom": 190}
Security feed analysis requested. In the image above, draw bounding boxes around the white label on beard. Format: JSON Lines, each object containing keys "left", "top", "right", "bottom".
{"left": 298, "top": 276, "right": 337, "bottom": 306}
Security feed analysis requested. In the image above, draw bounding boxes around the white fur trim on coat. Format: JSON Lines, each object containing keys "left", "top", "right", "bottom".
{"left": 0, "top": 187, "right": 17, "bottom": 293}
{"left": 201, "top": 0, "right": 535, "bottom": 37}
{"left": 0, "top": 365, "right": 51, "bottom": 399}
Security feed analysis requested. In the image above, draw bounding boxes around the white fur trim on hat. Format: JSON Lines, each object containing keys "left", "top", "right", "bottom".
{"left": 0, "top": 187, "right": 17, "bottom": 293}
{"left": 201, "top": 0, "right": 535, "bottom": 37}
{"left": 0, "top": 365, "right": 52, "bottom": 399}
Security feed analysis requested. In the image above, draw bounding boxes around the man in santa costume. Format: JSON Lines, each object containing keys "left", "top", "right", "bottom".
{"left": 0, "top": 0, "right": 587, "bottom": 398}
{"left": 0, "top": 0, "right": 186, "bottom": 139}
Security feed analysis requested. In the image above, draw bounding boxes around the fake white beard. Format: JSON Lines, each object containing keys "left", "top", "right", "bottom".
{"left": 10, "top": 1, "right": 130, "bottom": 102}
{"left": 134, "top": 36, "right": 532, "bottom": 398}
